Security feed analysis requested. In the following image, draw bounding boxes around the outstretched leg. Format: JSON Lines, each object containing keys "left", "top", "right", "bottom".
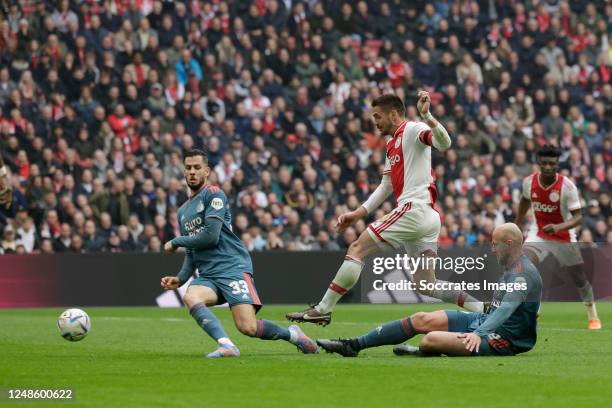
{"left": 183, "top": 285, "right": 240, "bottom": 358}
{"left": 286, "top": 231, "right": 381, "bottom": 325}
{"left": 232, "top": 304, "right": 318, "bottom": 354}
{"left": 317, "top": 311, "right": 448, "bottom": 357}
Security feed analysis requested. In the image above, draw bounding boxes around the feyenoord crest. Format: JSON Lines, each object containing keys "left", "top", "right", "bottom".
{"left": 549, "top": 191, "right": 560, "bottom": 203}
{"left": 197, "top": 201, "right": 205, "bottom": 212}
{"left": 394, "top": 137, "right": 401, "bottom": 148}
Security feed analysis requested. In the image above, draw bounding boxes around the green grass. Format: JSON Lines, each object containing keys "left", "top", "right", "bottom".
{"left": 1, "top": 303, "right": 611, "bottom": 408}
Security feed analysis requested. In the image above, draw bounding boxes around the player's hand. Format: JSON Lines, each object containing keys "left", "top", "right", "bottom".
{"left": 417, "top": 90, "right": 431, "bottom": 117}
{"left": 542, "top": 224, "right": 560, "bottom": 234}
{"left": 336, "top": 211, "right": 360, "bottom": 233}
{"left": 164, "top": 241, "right": 176, "bottom": 252}
{"left": 161, "top": 276, "right": 180, "bottom": 290}
{"left": 459, "top": 332, "right": 481, "bottom": 353}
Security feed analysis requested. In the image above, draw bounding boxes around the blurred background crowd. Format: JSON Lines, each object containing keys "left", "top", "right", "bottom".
{"left": 0, "top": 0, "right": 610, "bottom": 254}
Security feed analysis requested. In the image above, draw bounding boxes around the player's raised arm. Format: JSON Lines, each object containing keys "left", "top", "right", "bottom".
{"left": 416, "top": 90, "right": 451, "bottom": 151}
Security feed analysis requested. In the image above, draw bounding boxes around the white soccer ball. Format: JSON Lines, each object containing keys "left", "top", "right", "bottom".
{"left": 57, "top": 308, "right": 91, "bottom": 342}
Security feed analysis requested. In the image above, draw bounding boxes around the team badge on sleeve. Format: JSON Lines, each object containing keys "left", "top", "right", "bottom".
{"left": 211, "top": 198, "right": 224, "bottom": 210}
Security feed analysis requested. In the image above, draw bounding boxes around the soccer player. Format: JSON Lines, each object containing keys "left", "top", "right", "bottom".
{"left": 161, "top": 149, "right": 318, "bottom": 358}
{"left": 287, "top": 91, "right": 483, "bottom": 326}
{"left": 317, "top": 223, "right": 541, "bottom": 357}
{"left": 515, "top": 145, "right": 601, "bottom": 330}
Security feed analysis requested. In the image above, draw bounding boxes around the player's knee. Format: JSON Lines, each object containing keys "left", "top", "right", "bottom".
{"left": 347, "top": 240, "right": 363, "bottom": 258}
{"left": 235, "top": 320, "right": 257, "bottom": 337}
{"left": 419, "top": 333, "right": 439, "bottom": 352}
{"left": 411, "top": 312, "right": 434, "bottom": 332}
{"left": 182, "top": 293, "right": 199, "bottom": 309}
{"left": 567, "top": 266, "right": 588, "bottom": 288}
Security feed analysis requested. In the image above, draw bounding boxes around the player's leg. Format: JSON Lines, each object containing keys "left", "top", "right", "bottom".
{"left": 410, "top": 205, "right": 484, "bottom": 312}
{"left": 286, "top": 228, "right": 383, "bottom": 325}
{"left": 231, "top": 304, "right": 317, "bottom": 354}
{"left": 561, "top": 243, "right": 601, "bottom": 329}
{"left": 418, "top": 332, "right": 473, "bottom": 356}
{"left": 317, "top": 310, "right": 449, "bottom": 357}
{"left": 183, "top": 283, "right": 240, "bottom": 358}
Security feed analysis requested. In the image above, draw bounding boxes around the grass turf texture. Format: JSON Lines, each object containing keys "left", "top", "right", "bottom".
{"left": 1, "top": 303, "right": 611, "bottom": 408}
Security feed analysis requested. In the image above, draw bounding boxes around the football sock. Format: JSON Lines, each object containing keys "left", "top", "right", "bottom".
{"left": 577, "top": 282, "right": 599, "bottom": 320}
{"left": 253, "top": 320, "right": 291, "bottom": 341}
{"left": 189, "top": 303, "right": 228, "bottom": 341}
{"left": 350, "top": 318, "right": 418, "bottom": 351}
{"left": 431, "top": 280, "right": 484, "bottom": 313}
{"left": 316, "top": 256, "right": 364, "bottom": 314}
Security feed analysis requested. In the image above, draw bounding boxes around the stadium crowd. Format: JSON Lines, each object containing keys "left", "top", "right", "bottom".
{"left": 0, "top": 0, "right": 610, "bottom": 254}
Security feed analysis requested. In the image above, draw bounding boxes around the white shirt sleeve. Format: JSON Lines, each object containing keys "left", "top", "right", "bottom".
{"left": 563, "top": 178, "right": 581, "bottom": 211}
{"left": 522, "top": 176, "right": 533, "bottom": 200}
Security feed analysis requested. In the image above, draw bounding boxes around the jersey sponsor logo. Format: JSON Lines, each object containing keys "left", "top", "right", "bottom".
{"left": 196, "top": 201, "right": 204, "bottom": 212}
{"left": 184, "top": 216, "right": 203, "bottom": 232}
{"left": 533, "top": 202, "right": 558, "bottom": 213}
{"left": 389, "top": 154, "right": 402, "bottom": 166}
{"left": 549, "top": 191, "right": 560, "bottom": 202}
{"left": 211, "top": 197, "right": 224, "bottom": 210}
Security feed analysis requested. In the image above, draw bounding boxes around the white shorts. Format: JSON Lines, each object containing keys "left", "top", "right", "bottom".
{"left": 367, "top": 202, "right": 440, "bottom": 255}
{"left": 524, "top": 235, "right": 583, "bottom": 267}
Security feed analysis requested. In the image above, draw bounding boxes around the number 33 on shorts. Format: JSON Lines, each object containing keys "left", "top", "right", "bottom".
{"left": 229, "top": 280, "right": 249, "bottom": 295}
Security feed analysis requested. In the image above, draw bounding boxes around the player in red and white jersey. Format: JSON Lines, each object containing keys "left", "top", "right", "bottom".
{"left": 286, "top": 92, "right": 483, "bottom": 326}
{"left": 515, "top": 145, "right": 601, "bottom": 330}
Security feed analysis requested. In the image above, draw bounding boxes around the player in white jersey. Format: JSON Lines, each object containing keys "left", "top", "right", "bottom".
{"left": 286, "top": 92, "right": 483, "bottom": 326}
{"left": 515, "top": 145, "right": 601, "bottom": 330}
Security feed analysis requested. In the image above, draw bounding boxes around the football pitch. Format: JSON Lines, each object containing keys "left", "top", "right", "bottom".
{"left": 1, "top": 303, "right": 611, "bottom": 408}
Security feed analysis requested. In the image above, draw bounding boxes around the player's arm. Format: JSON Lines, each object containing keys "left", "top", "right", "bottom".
{"left": 515, "top": 196, "right": 531, "bottom": 230}
{"left": 543, "top": 208, "right": 581, "bottom": 234}
{"left": 416, "top": 90, "right": 451, "bottom": 151}
{"left": 169, "top": 217, "right": 223, "bottom": 250}
{"left": 542, "top": 182, "right": 582, "bottom": 234}
{"left": 515, "top": 176, "right": 533, "bottom": 231}
{"left": 336, "top": 167, "right": 393, "bottom": 232}
{"left": 473, "top": 275, "right": 530, "bottom": 338}
{"left": 161, "top": 249, "right": 196, "bottom": 290}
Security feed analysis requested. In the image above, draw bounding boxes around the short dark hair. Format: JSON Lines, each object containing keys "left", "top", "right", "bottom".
{"left": 183, "top": 149, "right": 208, "bottom": 164}
{"left": 537, "top": 144, "right": 560, "bottom": 159}
{"left": 371, "top": 94, "right": 406, "bottom": 116}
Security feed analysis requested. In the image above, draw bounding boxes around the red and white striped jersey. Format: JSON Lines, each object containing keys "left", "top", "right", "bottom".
{"left": 522, "top": 173, "right": 581, "bottom": 242}
{"left": 383, "top": 120, "right": 437, "bottom": 207}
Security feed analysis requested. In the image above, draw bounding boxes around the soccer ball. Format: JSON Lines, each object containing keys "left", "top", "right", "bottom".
{"left": 57, "top": 308, "right": 91, "bottom": 341}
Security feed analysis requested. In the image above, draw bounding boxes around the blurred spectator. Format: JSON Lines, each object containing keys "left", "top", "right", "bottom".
{"left": 0, "top": 0, "right": 609, "bottom": 255}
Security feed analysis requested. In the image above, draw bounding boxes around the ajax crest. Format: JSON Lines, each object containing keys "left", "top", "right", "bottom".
{"left": 549, "top": 191, "right": 560, "bottom": 203}
{"left": 394, "top": 137, "right": 401, "bottom": 148}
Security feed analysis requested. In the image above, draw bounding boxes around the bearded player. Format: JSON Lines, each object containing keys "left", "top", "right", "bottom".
{"left": 161, "top": 149, "right": 318, "bottom": 358}
{"left": 287, "top": 92, "right": 484, "bottom": 326}
{"left": 515, "top": 144, "right": 601, "bottom": 330}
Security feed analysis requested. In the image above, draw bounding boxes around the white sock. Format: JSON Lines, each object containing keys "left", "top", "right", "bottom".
{"left": 218, "top": 337, "right": 235, "bottom": 347}
{"left": 316, "top": 256, "right": 364, "bottom": 314}
{"left": 288, "top": 327, "right": 299, "bottom": 344}
{"left": 431, "top": 280, "right": 484, "bottom": 313}
{"left": 577, "top": 281, "right": 599, "bottom": 320}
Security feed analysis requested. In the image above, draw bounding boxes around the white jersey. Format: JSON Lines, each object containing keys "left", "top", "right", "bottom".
{"left": 522, "top": 173, "right": 581, "bottom": 242}
{"left": 383, "top": 120, "right": 437, "bottom": 207}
